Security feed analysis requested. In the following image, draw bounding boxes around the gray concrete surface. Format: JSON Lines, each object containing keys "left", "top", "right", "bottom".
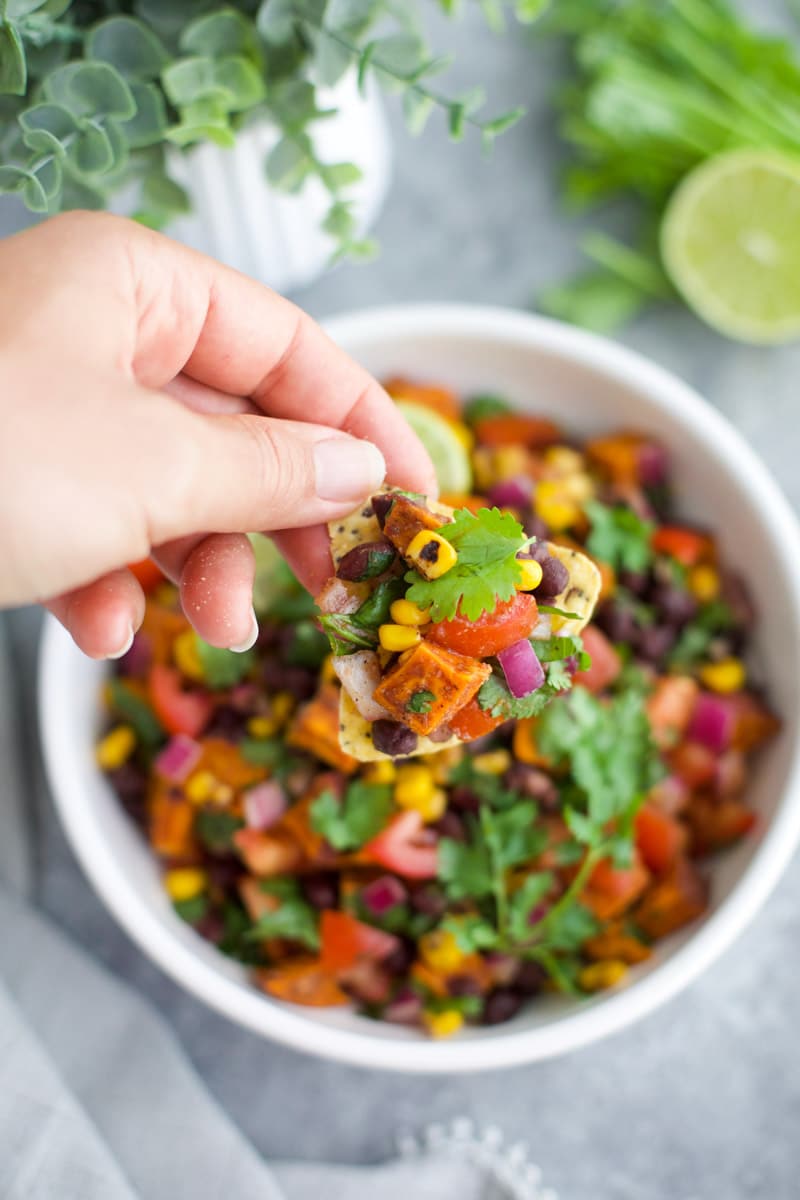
{"left": 4, "top": 5, "right": 800, "bottom": 1197}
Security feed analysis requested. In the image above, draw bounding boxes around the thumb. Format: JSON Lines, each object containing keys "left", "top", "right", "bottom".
{"left": 147, "top": 408, "right": 387, "bottom": 543}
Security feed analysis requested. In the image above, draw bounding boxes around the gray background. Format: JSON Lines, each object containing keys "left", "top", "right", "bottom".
{"left": 4, "top": 5, "right": 800, "bottom": 1198}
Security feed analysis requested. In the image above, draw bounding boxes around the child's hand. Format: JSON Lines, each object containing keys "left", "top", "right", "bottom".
{"left": 0, "top": 213, "right": 436, "bottom": 658}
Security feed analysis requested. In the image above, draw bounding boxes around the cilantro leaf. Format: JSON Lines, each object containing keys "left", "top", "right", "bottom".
{"left": 437, "top": 835, "right": 494, "bottom": 900}
{"left": 239, "top": 737, "right": 304, "bottom": 784}
{"left": 585, "top": 500, "right": 654, "bottom": 574}
{"left": 537, "top": 604, "right": 582, "bottom": 619}
{"left": 195, "top": 637, "right": 255, "bottom": 688}
{"left": 404, "top": 507, "right": 532, "bottom": 622}
{"left": 195, "top": 809, "right": 243, "bottom": 852}
{"left": 668, "top": 599, "right": 736, "bottom": 669}
{"left": 245, "top": 878, "right": 319, "bottom": 951}
{"left": 309, "top": 781, "right": 394, "bottom": 852}
{"left": 319, "top": 613, "right": 379, "bottom": 656}
{"left": 481, "top": 803, "right": 546, "bottom": 873}
{"left": 406, "top": 689, "right": 436, "bottom": 714}
{"left": 448, "top": 757, "right": 522, "bottom": 811}
{"left": 507, "top": 871, "right": 554, "bottom": 944}
{"left": 440, "top": 913, "right": 500, "bottom": 953}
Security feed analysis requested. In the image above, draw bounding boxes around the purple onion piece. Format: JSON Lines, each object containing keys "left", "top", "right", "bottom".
{"left": 497, "top": 638, "right": 545, "bottom": 699}
{"left": 688, "top": 693, "right": 735, "bottom": 754}
{"left": 361, "top": 875, "right": 408, "bottom": 916}
{"left": 384, "top": 986, "right": 423, "bottom": 1025}
{"left": 637, "top": 442, "right": 670, "bottom": 487}
{"left": 244, "top": 780, "right": 287, "bottom": 830}
{"left": 116, "top": 631, "right": 152, "bottom": 679}
{"left": 487, "top": 475, "right": 534, "bottom": 510}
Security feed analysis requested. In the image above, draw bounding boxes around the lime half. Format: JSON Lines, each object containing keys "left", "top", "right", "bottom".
{"left": 661, "top": 149, "right": 800, "bottom": 344}
{"left": 396, "top": 400, "right": 473, "bottom": 494}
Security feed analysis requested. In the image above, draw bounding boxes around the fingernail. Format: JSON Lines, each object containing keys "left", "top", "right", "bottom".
{"left": 106, "top": 624, "right": 134, "bottom": 661}
{"left": 314, "top": 438, "right": 386, "bottom": 503}
{"left": 230, "top": 607, "right": 258, "bottom": 654}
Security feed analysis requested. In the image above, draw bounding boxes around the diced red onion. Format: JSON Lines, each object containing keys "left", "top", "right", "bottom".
{"left": 638, "top": 442, "right": 669, "bottom": 487}
{"left": 384, "top": 986, "right": 423, "bottom": 1024}
{"left": 487, "top": 476, "right": 534, "bottom": 510}
{"left": 244, "top": 780, "right": 287, "bottom": 829}
{"left": 361, "top": 875, "right": 408, "bottom": 916}
{"left": 333, "top": 651, "right": 390, "bottom": 722}
{"left": 527, "top": 903, "right": 549, "bottom": 927}
{"left": 118, "top": 631, "right": 152, "bottom": 678}
{"left": 497, "top": 638, "right": 545, "bottom": 698}
{"left": 688, "top": 692, "right": 735, "bottom": 754}
{"left": 154, "top": 735, "right": 202, "bottom": 783}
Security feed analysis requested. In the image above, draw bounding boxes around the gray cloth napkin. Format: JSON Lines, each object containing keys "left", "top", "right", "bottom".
{"left": 0, "top": 614, "right": 555, "bottom": 1200}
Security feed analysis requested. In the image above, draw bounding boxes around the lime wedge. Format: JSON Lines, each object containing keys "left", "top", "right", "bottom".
{"left": 661, "top": 149, "right": 800, "bottom": 344}
{"left": 396, "top": 401, "right": 473, "bottom": 494}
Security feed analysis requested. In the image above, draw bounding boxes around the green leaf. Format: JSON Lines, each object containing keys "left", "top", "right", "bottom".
{"left": 46, "top": 61, "right": 136, "bottom": 121}
{"left": 265, "top": 131, "right": 313, "bottom": 189}
{"left": 322, "top": 197, "right": 356, "bottom": 240}
{"left": 19, "top": 102, "right": 77, "bottom": 156}
{"left": 34, "top": 151, "right": 60, "bottom": 199}
{"left": 256, "top": 0, "right": 303, "bottom": 46}
{"left": 60, "top": 170, "right": 106, "bottom": 210}
{"left": 319, "top": 612, "right": 377, "bottom": 657}
{"left": 181, "top": 9, "right": 261, "bottom": 61}
{"left": 107, "top": 679, "right": 165, "bottom": 749}
{"left": 310, "top": 780, "right": 394, "bottom": 852}
{"left": 539, "top": 270, "right": 649, "bottom": 335}
{"left": 402, "top": 87, "right": 433, "bottom": 135}
{"left": 246, "top": 879, "right": 319, "bottom": 950}
{"left": 0, "top": 20, "right": 26, "bottom": 95}
{"left": 372, "top": 32, "right": 427, "bottom": 88}
{"left": 507, "top": 871, "right": 554, "bottom": 943}
{"left": 462, "top": 394, "right": 511, "bottom": 424}
{"left": 195, "top": 808, "right": 243, "bottom": 852}
{"left": 173, "top": 894, "right": 209, "bottom": 924}
{"left": 213, "top": 55, "right": 266, "bottom": 110}
{"left": 87, "top": 17, "right": 169, "bottom": 82}
{"left": 515, "top": 0, "right": 549, "bottom": 22}
{"left": 440, "top": 913, "right": 499, "bottom": 953}
{"left": 71, "top": 121, "right": 114, "bottom": 174}
{"left": 584, "top": 500, "right": 655, "bottom": 574}
{"left": 313, "top": 28, "right": 352, "bottom": 88}
{"left": 195, "top": 636, "right": 255, "bottom": 688}
{"left": 406, "top": 689, "right": 436, "bottom": 715}
{"left": 122, "top": 81, "right": 168, "bottom": 149}
{"left": 437, "top": 835, "right": 493, "bottom": 900}
{"left": 325, "top": 0, "right": 379, "bottom": 36}
{"left": 320, "top": 160, "right": 362, "bottom": 190}
{"left": 161, "top": 56, "right": 226, "bottom": 107}
{"left": 481, "top": 802, "right": 545, "bottom": 873}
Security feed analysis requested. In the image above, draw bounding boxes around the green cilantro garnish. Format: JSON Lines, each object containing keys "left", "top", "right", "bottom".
{"left": 407, "top": 689, "right": 436, "bottom": 714}
{"left": 537, "top": 604, "right": 582, "bottom": 619}
{"left": 668, "top": 599, "right": 736, "bottom": 670}
{"left": 352, "top": 578, "right": 406, "bottom": 629}
{"left": 173, "top": 894, "right": 208, "bottom": 925}
{"left": 506, "top": 871, "right": 555, "bottom": 945}
{"left": 462, "top": 393, "right": 512, "bottom": 425}
{"left": 404, "top": 507, "right": 533, "bottom": 622}
{"left": 195, "top": 808, "right": 243, "bottom": 852}
{"left": 107, "top": 680, "right": 165, "bottom": 749}
{"left": 584, "top": 500, "right": 654, "bottom": 574}
{"left": 218, "top": 902, "right": 266, "bottom": 965}
{"left": 319, "top": 613, "right": 379, "bottom": 656}
{"left": 195, "top": 637, "right": 255, "bottom": 688}
{"left": 448, "top": 757, "right": 522, "bottom": 811}
{"left": 310, "top": 781, "right": 394, "bottom": 852}
{"left": 477, "top": 635, "right": 589, "bottom": 720}
{"left": 245, "top": 878, "right": 319, "bottom": 951}
{"left": 284, "top": 621, "right": 329, "bottom": 669}
{"left": 240, "top": 737, "right": 304, "bottom": 784}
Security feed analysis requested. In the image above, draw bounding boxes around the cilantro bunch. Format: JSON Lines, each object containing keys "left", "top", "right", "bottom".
{"left": 477, "top": 634, "right": 590, "bottom": 720}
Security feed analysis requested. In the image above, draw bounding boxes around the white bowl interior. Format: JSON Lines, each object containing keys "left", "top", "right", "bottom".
{"left": 39, "top": 307, "right": 800, "bottom": 1072}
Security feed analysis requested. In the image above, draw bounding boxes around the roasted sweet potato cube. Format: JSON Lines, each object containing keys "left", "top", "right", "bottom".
{"left": 372, "top": 640, "right": 491, "bottom": 736}
{"left": 287, "top": 683, "right": 358, "bottom": 773}
{"left": 148, "top": 784, "right": 197, "bottom": 859}
{"left": 233, "top": 828, "right": 303, "bottom": 876}
{"left": 383, "top": 494, "right": 445, "bottom": 556}
{"left": 634, "top": 857, "right": 708, "bottom": 939}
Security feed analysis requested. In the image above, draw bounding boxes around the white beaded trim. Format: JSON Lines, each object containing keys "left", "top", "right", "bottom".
{"left": 397, "top": 1118, "right": 558, "bottom": 1200}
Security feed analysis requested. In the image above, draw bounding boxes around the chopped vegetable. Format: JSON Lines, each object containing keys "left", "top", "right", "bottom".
{"left": 373, "top": 640, "right": 491, "bottom": 736}
{"left": 310, "top": 780, "right": 394, "bottom": 852}
{"left": 425, "top": 592, "right": 538, "bottom": 657}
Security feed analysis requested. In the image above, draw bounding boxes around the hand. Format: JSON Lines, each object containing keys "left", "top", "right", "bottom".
{"left": 0, "top": 212, "right": 436, "bottom": 657}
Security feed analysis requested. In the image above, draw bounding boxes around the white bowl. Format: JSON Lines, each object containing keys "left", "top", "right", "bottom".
{"left": 39, "top": 305, "right": 800, "bottom": 1073}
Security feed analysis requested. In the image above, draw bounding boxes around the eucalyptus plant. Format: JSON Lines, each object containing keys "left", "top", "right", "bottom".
{"left": 0, "top": 0, "right": 542, "bottom": 257}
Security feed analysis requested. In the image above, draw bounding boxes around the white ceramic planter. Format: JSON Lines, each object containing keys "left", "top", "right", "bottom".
{"left": 163, "top": 72, "right": 391, "bottom": 291}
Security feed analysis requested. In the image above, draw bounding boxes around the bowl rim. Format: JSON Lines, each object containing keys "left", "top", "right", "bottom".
{"left": 39, "top": 303, "right": 800, "bottom": 1074}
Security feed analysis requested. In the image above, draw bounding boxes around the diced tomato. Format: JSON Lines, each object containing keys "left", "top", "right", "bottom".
{"left": 646, "top": 675, "right": 699, "bottom": 749}
{"left": 635, "top": 805, "right": 687, "bottom": 875}
{"left": 363, "top": 811, "right": 438, "bottom": 879}
{"left": 256, "top": 959, "right": 349, "bottom": 1007}
{"left": 320, "top": 910, "right": 398, "bottom": 971}
{"left": 383, "top": 376, "right": 460, "bottom": 420}
{"left": 573, "top": 625, "right": 621, "bottom": 694}
{"left": 634, "top": 857, "right": 708, "bottom": 939}
{"left": 448, "top": 697, "right": 506, "bottom": 740}
{"left": 148, "top": 663, "right": 213, "bottom": 738}
{"left": 669, "top": 740, "right": 717, "bottom": 788}
{"left": 584, "top": 854, "right": 650, "bottom": 920}
{"left": 474, "top": 414, "right": 561, "bottom": 448}
{"left": 128, "top": 557, "right": 165, "bottom": 593}
{"left": 651, "top": 526, "right": 714, "bottom": 567}
{"left": 426, "top": 593, "right": 538, "bottom": 658}
{"left": 686, "top": 797, "right": 756, "bottom": 855}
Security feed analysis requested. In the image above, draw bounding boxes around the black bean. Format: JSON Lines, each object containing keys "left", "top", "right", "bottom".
{"left": 533, "top": 555, "right": 570, "bottom": 601}
{"left": 596, "top": 601, "right": 639, "bottom": 645}
{"left": 371, "top": 720, "right": 418, "bottom": 757}
{"left": 300, "top": 872, "right": 340, "bottom": 910}
{"left": 619, "top": 569, "right": 650, "bottom": 597}
{"left": 449, "top": 785, "right": 481, "bottom": 814}
{"left": 195, "top": 911, "right": 225, "bottom": 943}
{"left": 482, "top": 988, "right": 524, "bottom": 1025}
{"left": 409, "top": 883, "right": 448, "bottom": 918}
{"left": 261, "top": 660, "right": 317, "bottom": 700}
{"left": 336, "top": 540, "right": 396, "bottom": 582}
{"left": 204, "top": 855, "right": 243, "bottom": 892}
{"left": 372, "top": 494, "right": 396, "bottom": 528}
{"left": 504, "top": 764, "right": 559, "bottom": 811}
{"left": 635, "top": 624, "right": 676, "bottom": 663}
{"left": 383, "top": 936, "right": 416, "bottom": 976}
{"left": 430, "top": 811, "right": 467, "bottom": 842}
{"left": 449, "top": 974, "right": 483, "bottom": 998}
{"left": 523, "top": 514, "right": 549, "bottom": 542}
{"left": 650, "top": 584, "right": 698, "bottom": 628}
{"left": 205, "top": 705, "right": 248, "bottom": 741}
{"left": 513, "top": 961, "right": 547, "bottom": 995}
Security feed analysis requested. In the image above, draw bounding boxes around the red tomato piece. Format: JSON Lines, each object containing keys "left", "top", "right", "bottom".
{"left": 364, "top": 811, "right": 439, "bottom": 879}
{"left": 651, "top": 526, "right": 714, "bottom": 567}
{"left": 474, "top": 414, "right": 561, "bottom": 448}
{"left": 320, "top": 910, "right": 398, "bottom": 971}
{"left": 584, "top": 854, "right": 650, "bottom": 920}
{"left": 448, "top": 697, "right": 506, "bottom": 741}
{"left": 426, "top": 593, "right": 538, "bottom": 658}
{"left": 148, "top": 663, "right": 213, "bottom": 738}
{"left": 635, "top": 804, "right": 687, "bottom": 875}
{"left": 573, "top": 625, "right": 621, "bottom": 694}
{"left": 128, "top": 557, "right": 165, "bottom": 593}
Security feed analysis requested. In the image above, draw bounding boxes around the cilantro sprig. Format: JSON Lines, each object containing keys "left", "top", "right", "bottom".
{"left": 244, "top": 878, "right": 320, "bottom": 951}
{"left": 584, "top": 500, "right": 654, "bottom": 574}
{"left": 477, "top": 635, "right": 590, "bottom": 720}
{"left": 310, "top": 781, "right": 394, "bottom": 852}
{"left": 404, "top": 507, "right": 533, "bottom": 623}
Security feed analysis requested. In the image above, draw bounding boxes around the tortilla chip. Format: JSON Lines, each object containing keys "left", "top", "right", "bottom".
{"left": 328, "top": 493, "right": 600, "bottom": 761}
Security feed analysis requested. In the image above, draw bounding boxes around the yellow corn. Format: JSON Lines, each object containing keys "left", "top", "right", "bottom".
{"left": 184, "top": 770, "right": 218, "bottom": 804}
{"left": 405, "top": 530, "right": 458, "bottom": 580}
{"left": 271, "top": 692, "right": 295, "bottom": 727}
{"left": 419, "top": 929, "right": 465, "bottom": 973}
{"left": 173, "top": 629, "right": 204, "bottom": 681}
{"left": 96, "top": 725, "right": 136, "bottom": 770}
{"left": 492, "top": 445, "right": 530, "bottom": 480}
{"left": 700, "top": 657, "right": 746, "bottom": 695}
{"left": 247, "top": 715, "right": 277, "bottom": 739}
{"left": 422, "top": 1008, "right": 465, "bottom": 1039}
{"left": 363, "top": 760, "right": 397, "bottom": 785}
{"left": 153, "top": 582, "right": 177, "bottom": 608}
{"left": 164, "top": 867, "right": 207, "bottom": 903}
{"left": 534, "top": 481, "right": 580, "bottom": 532}
{"left": 418, "top": 787, "right": 448, "bottom": 823}
{"left": 688, "top": 564, "right": 721, "bottom": 603}
{"left": 472, "top": 749, "right": 512, "bottom": 776}
{"left": 579, "top": 959, "right": 628, "bottom": 993}
{"left": 515, "top": 558, "right": 543, "bottom": 592}
{"left": 213, "top": 783, "right": 234, "bottom": 806}
{"left": 379, "top": 624, "right": 422, "bottom": 653}
{"left": 390, "top": 598, "right": 432, "bottom": 626}
{"left": 320, "top": 654, "right": 337, "bottom": 684}
{"left": 544, "top": 445, "right": 585, "bottom": 475}
{"left": 395, "top": 764, "right": 436, "bottom": 810}
{"left": 429, "top": 746, "right": 465, "bottom": 785}
{"left": 448, "top": 420, "right": 474, "bottom": 451}
{"left": 562, "top": 472, "right": 595, "bottom": 504}
{"left": 472, "top": 447, "right": 495, "bottom": 491}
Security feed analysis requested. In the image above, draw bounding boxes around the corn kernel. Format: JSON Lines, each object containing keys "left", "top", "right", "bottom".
{"left": 544, "top": 445, "right": 585, "bottom": 475}
{"left": 394, "top": 763, "right": 436, "bottom": 810}
{"left": 406, "top": 530, "right": 458, "bottom": 580}
{"left": 390, "top": 598, "right": 432, "bottom": 626}
{"left": 562, "top": 472, "right": 595, "bottom": 504}
{"left": 472, "top": 447, "right": 495, "bottom": 491}
{"left": 173, "top": 629, "right": 204, "bottom": 681}
{"left": 363, "top": 760, "right": 397, "bottom": 784}
{"left": 448, "top": 420, "right": 474, "bottom": 451}
{"left": 534, "top": 481, "right": 580, "bottom": 532}
{"left": 417, "top": 786, "right": 448, "bottom": 823}
{"left": 472, "top": 749, "right": 512, "bottom": 776}
{"left": 96, "top": 725, "right": 136, "bottom": 770}
{"left": 271, "top": 692, "right": 295, "bottom": 727}
{"left": 247, "top": 715, "right": 277, "bottom": 739}
{"left": 515, "top": 558, "right": 544, "bottom": 592}
{"left": 419, "top": 929, "right": 465, "bottom": 973}
{"left": 164, "top": 867, "right": 207, "bottom": 903}
{"left": 213, "top": 783, "right": 234, "bottom": 806}
{"left": 422, "top": 1008, "right": 465, "bottom": 1038}
{"left": 700, "top": 657, "right": 746, "bottom": 694}
{"left": 688, "top": 564, "right": 721, "bottom": 603}
{"left": 184, "top": 770, "right": 217, "bottom": 804}
{"left": 493, "top": 445, "right": 529, "bottom": 480}
{"left": 320, "top": 654, "right": 337, "bottom": 684}
{"left": 579, "top": 959, "right": 628, "bottom": 993}
{"left": 379, "top": 624, "right": 422, "bottom": 653}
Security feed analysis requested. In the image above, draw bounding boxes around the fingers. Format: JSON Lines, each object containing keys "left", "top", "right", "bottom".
{"left": 163, "top": 373, "right": 258, "bottom": 417}
{"left": 46, "top": 568, "right": 145, "bottom": 659}
{"left": 153, "top": 532, "right": 257, "bottom": 650}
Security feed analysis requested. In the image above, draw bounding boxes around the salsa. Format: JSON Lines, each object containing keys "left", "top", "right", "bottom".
{"left": 98, "top": 381, "right": 779, "bottom": 1038}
